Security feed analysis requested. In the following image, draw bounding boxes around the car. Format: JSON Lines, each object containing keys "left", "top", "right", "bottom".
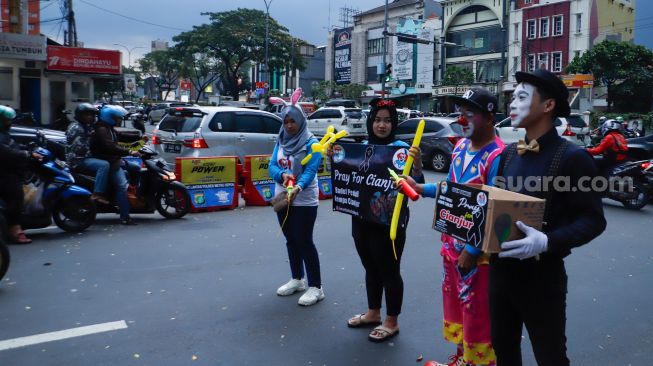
{"left": 395, "top": 117, "right": 461, "bottom": 172}
{"left": 150, "top": 106, "right": 282, "bottom": 168}
{"left": 494, "top": 114, "right": 591, "bottom": 146}
{"left": 148, "top": 102, "right": 196, "bottom": 124}
{"left": 112, "top": 100, "right": 136, "bottom": 112}
{"left": 396, "top": 108, "right": 412, "bottom": 122}
{"left": 324, "top": 99, "right": 357, "bottom": 108}
{"left": 625, "top": 133, "right": 653, "bottom": 160}
{"left": 306, "top": 107, "right": 367, "bottom": 140}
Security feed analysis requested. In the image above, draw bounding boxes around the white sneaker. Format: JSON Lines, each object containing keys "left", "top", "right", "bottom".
{"left": 298, "top": 287, "right": 325, "bottom": 306}
{"left": 276, "top": 278, "right": 306, "bottom": 296}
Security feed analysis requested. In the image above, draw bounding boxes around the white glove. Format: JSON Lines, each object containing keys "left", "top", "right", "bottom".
{"left": 498, "top": 221, "right": 548, "bottom": 260}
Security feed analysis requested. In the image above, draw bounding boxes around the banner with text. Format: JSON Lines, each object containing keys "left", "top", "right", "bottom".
{"left": 331, "top": 143, "right": 408, "bottom": 225}
{"left": 334, "top": 28, "right": 353, "bottom": 85}
{"left": 176, "top": 157, "right": 238, "bottom": 209}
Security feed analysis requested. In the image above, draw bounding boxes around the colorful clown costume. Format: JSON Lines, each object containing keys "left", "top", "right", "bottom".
{"left": 422, "top": 137, "right": 504, "bottom": 366}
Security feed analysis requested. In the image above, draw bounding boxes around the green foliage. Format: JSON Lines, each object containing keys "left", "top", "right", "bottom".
{"left": 335, "top": 83, "right": 371, "bottom": 103}
{"left": 567, "top": 40, "right": 653, "bottom": 112}
{"left": 443, "top": 66, "right": 474, "bottom": 87}
{"left": 138, "top": 49, "right": 183, "bottom": 101}
{"left": 311, "top": 80, "right": 337, "bottom": 102}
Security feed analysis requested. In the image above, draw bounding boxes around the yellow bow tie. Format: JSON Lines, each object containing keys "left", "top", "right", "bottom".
{"left": 517, "top": 139, "right": 540, "bottom": 155}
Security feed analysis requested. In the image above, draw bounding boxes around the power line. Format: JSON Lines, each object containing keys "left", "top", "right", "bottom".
{"left": 77, "top": 0, "right": 189, "bottom": 32}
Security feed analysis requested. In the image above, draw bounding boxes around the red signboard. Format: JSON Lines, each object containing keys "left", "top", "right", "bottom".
{"left": 180, "top": 80, "right": 191, "bottom": 90}
{"left": 47, "top": 46, "right": 121, "bottom": 74}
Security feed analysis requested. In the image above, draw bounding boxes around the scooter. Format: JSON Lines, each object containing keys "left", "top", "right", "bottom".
{"left": 73, "top": 143, "right": 190, "bottom": 219}
{"left": 0, "top": 141, "right": 97, "bottom": 236}
{"left": 129, "top": 112, "right": 146, "bottom": 135}
{"left": 600, "top": 158, "right": 653, "bottom": 210}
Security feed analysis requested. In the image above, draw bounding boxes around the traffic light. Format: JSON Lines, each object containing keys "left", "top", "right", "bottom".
{"left": 384, "top": 63, "right": 393, "bottom": 82}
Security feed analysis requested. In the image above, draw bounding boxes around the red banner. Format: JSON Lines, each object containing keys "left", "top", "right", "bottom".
{"left": 47, "top": 46, "right": 121, "bottom": 74}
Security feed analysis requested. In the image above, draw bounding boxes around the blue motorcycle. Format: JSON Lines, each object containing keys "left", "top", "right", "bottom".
{"left": 0, "top": 143, "right": 97, "bottom": 235}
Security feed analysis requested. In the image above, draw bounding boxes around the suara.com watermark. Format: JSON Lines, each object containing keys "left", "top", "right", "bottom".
{"left": 492, "top": 175, "right": 634, "bottom": 193}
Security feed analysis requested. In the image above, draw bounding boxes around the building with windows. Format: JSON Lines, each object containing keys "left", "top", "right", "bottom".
{"left": 325, "top": 0, "right": 442, "bottom": 110}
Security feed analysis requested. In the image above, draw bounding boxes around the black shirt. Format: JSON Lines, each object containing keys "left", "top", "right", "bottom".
{"left": 499, "top": 127, "right": 606, "bottom": 258}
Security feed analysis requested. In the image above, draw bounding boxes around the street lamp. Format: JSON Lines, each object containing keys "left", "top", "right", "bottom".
{"left": 263, "top": 0, "right": 273, "bottom": 86}
{"left": 113, "top": 43, "right": 145, "bottom": 68}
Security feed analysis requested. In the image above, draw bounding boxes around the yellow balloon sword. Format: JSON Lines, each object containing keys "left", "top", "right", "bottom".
{"left": 389, "top": 119, "right": 425, "bottom": 260}
{"left": 301, "top": 125, "right": 348, "bottom": 165}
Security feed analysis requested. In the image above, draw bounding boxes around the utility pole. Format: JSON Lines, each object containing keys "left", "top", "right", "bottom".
{"left": 65, "top": 0, "right": 77, "bottom": 47}
{"left": 264, "top": 0, "right": 273, "bottom": 88}
{"left": 381, "top": 0, "right": 388, "bottom": 99}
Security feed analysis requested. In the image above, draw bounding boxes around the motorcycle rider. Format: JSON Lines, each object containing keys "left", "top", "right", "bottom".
{"left": 66, "top": 103, "right": 111, "bottom": 205}
{"left": 0, "top": 106, "right": 42, "bottom": 243}
{"left": 91, "top": 105, "right": 140, "bottom": 225}
{"left": 587, "top": 119, "right": 629, "bottom": 177}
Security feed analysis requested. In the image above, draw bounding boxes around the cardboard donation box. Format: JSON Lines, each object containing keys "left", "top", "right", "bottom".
{"left": 433, "top": 181, "right": 545, "bottom": 253}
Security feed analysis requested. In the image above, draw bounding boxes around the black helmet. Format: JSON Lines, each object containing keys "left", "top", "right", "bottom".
{"left": 74, "top": 103, "right": 97, "bottom": 122}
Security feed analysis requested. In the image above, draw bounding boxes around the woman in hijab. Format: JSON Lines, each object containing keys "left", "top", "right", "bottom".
{"left": 346, "top": 99, "right": 423, "bottom": 342}
{"left": 268, "top": 102, "right": 325, "bottom": 306}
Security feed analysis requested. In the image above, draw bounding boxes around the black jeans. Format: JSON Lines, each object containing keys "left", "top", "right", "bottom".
{"left": 0, "top": 174, "right": 24, "bottom": 226}
{"left": 352, "top": 218, "right": 406, "bottom": 316}
{"left": 489, "top": 255, "right": 569, "bottom": 366}
{"left": 276, "top": 205, "right": 321, "bottom": 288}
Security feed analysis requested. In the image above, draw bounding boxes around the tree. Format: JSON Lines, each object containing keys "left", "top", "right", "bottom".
{"left": 138, "top": 49, "right": 183, "bottom": 101}
{"left": 442, "top": 66, "right": 475, "bottom": 92}
{"left": 173, "top": 28, "right": 223, "bottom": 104}
{"left": 567, "top": 40, "right": 653, "bottom": 112}
{"left": 311, "top": 80, "right": 337, "bottom": 102}
{"left": 195, "top": 9, "right": 308, "bottom": 100}
{"left": 336, "top": 83, "right": 371, "bottom": 104}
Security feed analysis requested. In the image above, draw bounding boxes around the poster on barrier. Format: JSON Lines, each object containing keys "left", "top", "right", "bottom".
{"left": 248, "top": 155, "right": 275, "bottom": 203}
{"left": 317, "top": 156, "right": 333, "bottom": 199}
{"left": 177, "top": 157, "right": 238, "bottom": 209}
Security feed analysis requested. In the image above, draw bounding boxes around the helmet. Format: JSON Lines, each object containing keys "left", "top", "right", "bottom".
{"left": 615, "top": 116, "right": 624, "bottom": 123}
{"left": 600, "top": 120, "right": 622, "bottom": 136}
{"left": 598, "top": 116, "right": 607, "bottom": 124}
{"left": 74, "top": 103, "right": 97, "bottom": 121}
{"left": 98, "top": 105, "right": 128, "bottom": 126}
{"left": 0, "top": 105, "right": 16, "bottom": 120}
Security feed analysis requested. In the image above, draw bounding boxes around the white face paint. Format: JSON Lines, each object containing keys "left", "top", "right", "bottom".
{"left": 509, "top": 83, "right": 536, "bottom": 127}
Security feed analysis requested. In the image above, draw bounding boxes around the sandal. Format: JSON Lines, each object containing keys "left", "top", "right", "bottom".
{"left": 368, "top": 325, "right": 399, "bottom": 343}
{"left": 10, "top": 232, "right": 32, "bottom": 244}
{"left": 347, "top": 313, "right": 382, "bottom": 328}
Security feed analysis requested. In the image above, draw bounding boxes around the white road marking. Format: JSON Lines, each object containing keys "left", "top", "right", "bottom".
{"left": 0, "top": 320, "right": 128, "bottom": 351}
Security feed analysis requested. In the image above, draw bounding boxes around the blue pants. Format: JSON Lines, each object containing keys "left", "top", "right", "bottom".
{"left": 79, "top": 158, "right": 110, "bottom": 194}
{"left": 110, "top": 167, "right": 130, "bottom": 220}
{"left": 276, "top": 205, "right": 321, "bottom": 288}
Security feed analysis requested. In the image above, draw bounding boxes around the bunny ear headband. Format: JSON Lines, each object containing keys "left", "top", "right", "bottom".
{"left": 269, "top": 88, "right": 304, "bottom": 115}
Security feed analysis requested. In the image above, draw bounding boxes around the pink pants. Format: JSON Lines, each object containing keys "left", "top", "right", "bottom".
{"left": 442, "top": 255, "right": 495, "bottom": 365}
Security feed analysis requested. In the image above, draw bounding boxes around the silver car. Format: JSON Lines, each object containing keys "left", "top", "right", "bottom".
{"left": 307, "top": 106, "right": 367, "bottom": 141}
{"left": 148, "top": 102, "right": 196, "bottom": 124}
{"left": 151, "top": 106, "right": 281, "bottom": 167}
{"left": 495, "top": 114, "right": 591, "bottom": 146}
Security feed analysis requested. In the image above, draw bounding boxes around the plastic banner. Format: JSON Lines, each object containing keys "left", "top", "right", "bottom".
{"left": 176, "top": 157, "right": 239, "bottom": 210}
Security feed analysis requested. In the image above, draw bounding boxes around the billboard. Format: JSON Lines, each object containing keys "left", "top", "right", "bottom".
{"left": 333, "top": 28, "right": 353, "bottom": 85}
{"left": 47, "top": 46, "right": 121, "bottom": 74}
{"left": 124, "top": 74, "right": 136, "bottom": 93}
{"left": 0, "top": 33, "right": 46, "bottom": 61}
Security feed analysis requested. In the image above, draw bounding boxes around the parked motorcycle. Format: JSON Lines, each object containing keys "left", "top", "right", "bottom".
{"left": 599, "top": 158, "right": 653, "bottom": 210}
{"left": 0, "top": 142, "right": 97, "bottom": 235}
{"left": 73, "top": 143, "right": 190, "bottom": 219}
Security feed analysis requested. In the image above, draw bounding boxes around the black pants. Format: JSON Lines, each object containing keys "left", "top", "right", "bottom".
{"left": 276, "top": 205, "right": 321, "bottom": 288}
{"left": 0, "top": 174, "right": 24, "bottom": 226}
{"left": 352, "top": 218, "right": 406, "bottom": 316}
{"left": 489, "top": 255, "right": 569, "bottom": 366}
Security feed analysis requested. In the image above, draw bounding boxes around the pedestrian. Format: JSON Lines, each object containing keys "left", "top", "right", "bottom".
{"left": 0, "top": 105, "right": 43, "bottom": 244}
{"left": 66, "top": 103, "right": 111, "bottom": 205}
{"left": 489, "top": 69, "right": 606, "bottom": 365}
{"left": 404, "top": 88, "right": 505, "bottom": 366}
{"left": 268, "top": 95, "right": 325, "bottom": 306}
{"left": 91, "top": 105, "right": 141, "bottom": 226}
{"left": 345, "top": 98, "right": 423, "bottom": 343}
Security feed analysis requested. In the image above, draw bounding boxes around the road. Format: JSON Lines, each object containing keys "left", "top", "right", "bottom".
{"left": 0, "top": 169, "right": 652, "bottom": 366}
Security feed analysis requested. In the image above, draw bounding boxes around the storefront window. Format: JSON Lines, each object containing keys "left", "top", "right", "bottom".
{"left": 446, "top": 26, "right": 502, "bottom": 58}
{"left": 71, "top": 81, "right": 90, "bottom": 102}
{"left": 0, "top": 68, "right": 13, "bottom": 100}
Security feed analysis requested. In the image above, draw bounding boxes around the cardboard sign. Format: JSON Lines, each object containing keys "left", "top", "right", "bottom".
{"left": 433, "top": 182, "right": 545, "bottom": 253}
{"left": 332, "top": 143, "right": 408, "bottom": 226}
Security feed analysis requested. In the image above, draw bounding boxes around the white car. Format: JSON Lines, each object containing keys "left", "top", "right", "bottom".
{"left": 495, "top": 114, "right": 591, "bottom": 146}
{"left": 306, "top": 106, "right": 367, "bottom": 140}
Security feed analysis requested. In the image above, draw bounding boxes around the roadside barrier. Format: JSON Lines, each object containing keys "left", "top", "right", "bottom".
{"left": 242, "top": 155, "right": 275, "bottom": 206}
{"left": 175, "top": 156, "right": 240, "bottom": 212}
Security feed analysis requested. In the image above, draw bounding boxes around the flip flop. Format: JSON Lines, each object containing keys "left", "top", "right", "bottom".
{"left": 347, "top": 313, "right": 382, "bottom": 328}
{"left": 10, "top": 232, "right": 32, "bottom": 244}
{"left": 368, "top": 325, "right": 399, "bottom": 343}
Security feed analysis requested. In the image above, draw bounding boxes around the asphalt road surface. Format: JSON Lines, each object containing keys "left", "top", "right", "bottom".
{"left": 0, "top": 170, "right": 651, "bottom": 366}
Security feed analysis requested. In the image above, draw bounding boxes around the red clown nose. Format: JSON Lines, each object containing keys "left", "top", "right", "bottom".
{"left": 457, "top": 114, "right": 469, "bottom": 126}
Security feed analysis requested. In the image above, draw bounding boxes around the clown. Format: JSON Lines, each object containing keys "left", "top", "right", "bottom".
{"left": 404, "top": 87, "right": 504, "bottom": 366}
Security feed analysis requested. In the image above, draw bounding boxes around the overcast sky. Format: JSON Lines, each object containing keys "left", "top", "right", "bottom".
{"left": 41, "top": 0, "right": 653, "bottom": 67}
